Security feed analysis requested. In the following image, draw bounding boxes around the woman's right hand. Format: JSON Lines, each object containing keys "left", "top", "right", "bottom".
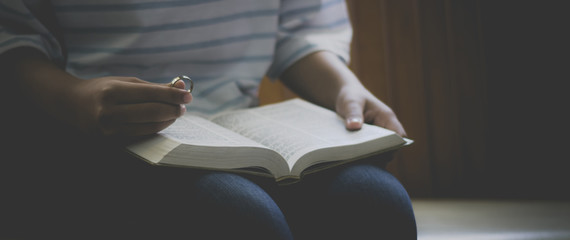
{"left": 68, "top": 76, "right": 192, "bottom": 136}
{"left": 3, "top": 47, "right": 192, "bottom": 137}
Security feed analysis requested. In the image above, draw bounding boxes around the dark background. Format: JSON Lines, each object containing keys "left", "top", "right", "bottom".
{"left": 480, "top": 1, "right": 569, "bottom": 200}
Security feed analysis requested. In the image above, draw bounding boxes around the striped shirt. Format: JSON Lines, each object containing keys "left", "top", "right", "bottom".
{"left": 0, "top": 0, "right": 352, "bottom": 115}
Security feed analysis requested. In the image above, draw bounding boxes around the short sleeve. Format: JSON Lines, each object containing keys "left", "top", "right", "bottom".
{"left": 0, "top": 0, "right": 65, "bottom": 67}
{"left": 266, "top": 0, "right": 353, "bottom": 79}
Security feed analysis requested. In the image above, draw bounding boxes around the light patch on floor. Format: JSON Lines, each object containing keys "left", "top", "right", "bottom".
{"left": 412, "top": 199, "right": 570, "bottom": 240}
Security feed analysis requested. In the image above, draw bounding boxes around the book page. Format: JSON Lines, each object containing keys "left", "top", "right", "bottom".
{"left": 209, "top": 99, "right": 397, "bottom": 169}
{"left": 129, "top": 114, "right": 289, "bottom": 178}
{"left": 161, "top": 115, "right": 267, "bottom": 148}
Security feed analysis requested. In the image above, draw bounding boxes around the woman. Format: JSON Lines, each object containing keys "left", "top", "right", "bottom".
{"left": 0, "top": 0, "right": 416, "bottom": 239}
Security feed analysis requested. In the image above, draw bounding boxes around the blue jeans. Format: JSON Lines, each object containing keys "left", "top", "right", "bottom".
{"left": 4, "top": 136, "right": 416, "bottom": 240}
{"left": 189, "top": 164, "right": 417, "bottom": 240}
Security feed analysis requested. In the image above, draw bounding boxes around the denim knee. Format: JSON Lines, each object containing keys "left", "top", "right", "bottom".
{"left": 323, "top": 164, "right": 417, "bottom": 239}
{"left": 192, "top": 172, "right": 293, "bottom": 240}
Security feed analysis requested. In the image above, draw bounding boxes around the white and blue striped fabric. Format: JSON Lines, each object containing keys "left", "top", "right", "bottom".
{"left": 0, "top": 0, "right": 352, "bottom": 115}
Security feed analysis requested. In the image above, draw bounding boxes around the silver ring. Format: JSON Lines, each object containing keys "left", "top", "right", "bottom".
{"left": 170, "top": 75, "right": 193, "bottom": 93}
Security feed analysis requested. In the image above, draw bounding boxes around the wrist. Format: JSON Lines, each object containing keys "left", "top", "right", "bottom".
{"left": 281, "top": 51, "right": 360, "bottom": 110}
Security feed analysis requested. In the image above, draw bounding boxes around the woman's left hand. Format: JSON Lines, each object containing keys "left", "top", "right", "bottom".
{"left": 335, "top": 84, "right": 407, "bottom": 137}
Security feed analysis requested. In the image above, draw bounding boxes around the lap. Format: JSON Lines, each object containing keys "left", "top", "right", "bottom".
{"left": 3, "top": 115, "right": 415, "bottom": 239}
{"left": 188, "top": 163, "right": 416, "bottom": 239}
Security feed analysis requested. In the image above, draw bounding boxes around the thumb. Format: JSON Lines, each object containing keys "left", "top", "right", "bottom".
{"left": 337, "top": 100, "right": 364, "bottom": 131}
{"left": 166, "top": 75, "right": 194, "bottom": 93}
{"left": 166, "top": 79, "right": 186, "bottom": 89}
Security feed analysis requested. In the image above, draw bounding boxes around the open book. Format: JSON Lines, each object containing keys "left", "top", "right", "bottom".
{"left": 126, "top": 99, "right": 411, "bottom": 183}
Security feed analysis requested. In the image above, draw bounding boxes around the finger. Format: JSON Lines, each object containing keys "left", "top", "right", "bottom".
{"left": 109, "top": 81, "right": 192, "bottom": 105}
{"left": 114, "top": 76, "right": 185, "bottom": 90}
{"left": 370, "top": 113, "right": 407, "bottom": 137}
{"left": 337, "top": 99, "right": 364, "bottom": 131}
{"left": 112, "top": 76, "right": 149, "bottom": 84}
{"left": 103, "top": 102, "right": 186, "bottom": 124}
{"left": 118, "top": 119, "right": 177, "bottom": 136}
{"left": 385, "top": 119, "right": 407, "bottom": 137}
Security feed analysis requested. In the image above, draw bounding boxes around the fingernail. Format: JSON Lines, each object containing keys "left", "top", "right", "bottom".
{"left": 347, "top": 117, "right": 363, "bottom": 125}
{"left": 346, "top": 117, "right": 363, "bottom": 130}
{"left": 180, "top": 104, "right": 186, "bottom": 116}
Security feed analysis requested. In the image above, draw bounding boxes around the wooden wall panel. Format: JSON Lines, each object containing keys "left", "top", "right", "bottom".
{"left": 415, "top": 0, "right": 462, "bottom": 196}
{"left": 416, "top": 0, "right": 488, "bottom": 196}
{"left": 440, "top": 0, "right": 487, "bottom": 196}
{"left": 349, "top": 0, "right": 435, "bottom": 197}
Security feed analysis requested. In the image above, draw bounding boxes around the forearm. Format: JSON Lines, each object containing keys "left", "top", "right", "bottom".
{"left": 280, "top": 51, "right": 365, "bottom": 110}
{"left": 2, "top": 47, "right": 81, "bottom": 123}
